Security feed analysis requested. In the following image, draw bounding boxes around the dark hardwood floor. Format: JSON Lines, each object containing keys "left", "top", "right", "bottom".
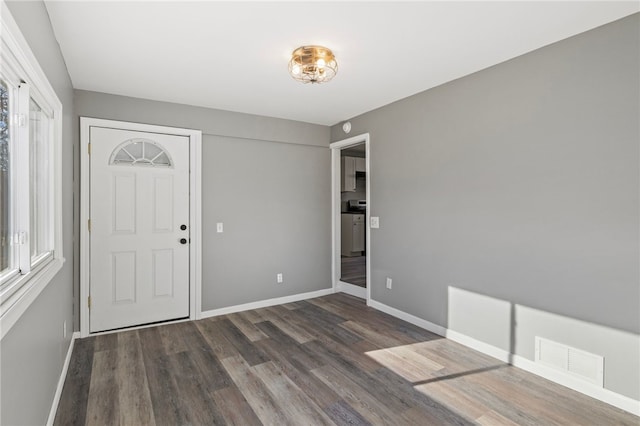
{"left": 341, "top": 255, "right": 366, "bottom": 287}
{"left": 55, "top": 293, "right": 637, "bottom": 425}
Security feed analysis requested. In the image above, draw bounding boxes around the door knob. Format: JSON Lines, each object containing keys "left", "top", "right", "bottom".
{"left": 180, "top": 238, "right": 188, "bottom": 244}
{"left": 180, "top": 224, "right": 187, "bottom": 230}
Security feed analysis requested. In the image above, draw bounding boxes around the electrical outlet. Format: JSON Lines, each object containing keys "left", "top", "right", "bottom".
{"left": 277, "top": 273, "right": 283, "bottom": 283}
{"left": 386, "top": 277, "right": 393, "bottom": 289}
{"left": 216, "top": 222, "right": 224, "bottom": 233}
{"left": 63, "top": 321, "right": 67, "bottom": 338}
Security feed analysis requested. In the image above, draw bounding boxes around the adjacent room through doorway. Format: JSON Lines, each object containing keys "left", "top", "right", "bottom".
{"left": 331, "top": 133, "right": 371, "bottom": 301}
{"left": 339, "top": 142, "right": 367, "bottom": 294}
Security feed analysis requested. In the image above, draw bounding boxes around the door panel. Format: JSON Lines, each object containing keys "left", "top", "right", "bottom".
{"left": 112, "top": 173, "right": 136, "bottom": 234}
{"left": 112, "top": 251, "right": 136, "bottom": 303}
{"left": 152, "top": 249, "right": 174, "bottom": 297}
{"left": 153, "top": 175, "right": 173, "bottom": 232}
{"left": 90, "top": 127, "right": 190, "bottom": 332}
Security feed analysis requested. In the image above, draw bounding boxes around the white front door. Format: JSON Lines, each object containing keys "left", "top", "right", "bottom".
{"left": 89, "top": 126, "right": 190, "bottom": 332}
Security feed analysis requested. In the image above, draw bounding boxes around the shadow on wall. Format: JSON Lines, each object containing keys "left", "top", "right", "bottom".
{"left": 446, "top": 286, "right": 640, "bottom": 401}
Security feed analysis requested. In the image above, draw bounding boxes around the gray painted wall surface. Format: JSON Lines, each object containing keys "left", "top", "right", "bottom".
{"left": 74, "top": 90, "right": 329, "bottom": 147}
{"left": 331, "top": 14, "right": 639, "bottom": 398}
{"left": 2, "top": 2, "right": 75, "bottom": 425}
{"left": 74, "top": 91, "right": 331, "bottom": 313}
{"left": 202, "top": 136, "right": 330, "bottom": 309}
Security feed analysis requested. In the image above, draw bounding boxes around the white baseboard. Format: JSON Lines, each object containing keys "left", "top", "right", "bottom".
{"left": 368, "top": 300, "right": 639, "bottom": 417}
{"left": 512, "top": 354, "right": 640, "bottom": 416}
{"left": 445, "top": 329, "right": 513, "bottom": 363}
{"left": 47, "top": 331, "right": 80, "bottom": 426}
{"left": 200, "top": 288, "right": 334, "bottom": 319}
{"left": 368, "top": 299, "right": 447, "bottom": 337}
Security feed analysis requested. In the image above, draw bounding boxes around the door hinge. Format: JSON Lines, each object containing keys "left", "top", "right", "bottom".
{"left": 87, "top": 143, "right": 91, "bottom": 155}
{"left": 13, "top": 231, "right": 27, "bottom": 245}
{"left": 14, "top": 113, "right": 27, "bottom": 128}
{"left": 88, "top": 219, "right": 91, "bottom": 232}
{"left": 88, "top": 296, "right": 91, "bottom": 309}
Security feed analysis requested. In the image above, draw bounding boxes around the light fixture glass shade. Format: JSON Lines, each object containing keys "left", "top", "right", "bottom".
{"left": 288, "top": 45, "right": 337, "bottom": 84}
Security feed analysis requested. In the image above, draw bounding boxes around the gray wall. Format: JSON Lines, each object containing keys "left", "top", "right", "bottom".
{"left": 331, "top": 14, "right": 639, "bottom": 399}
{"left": 2, "top": 2, "right": 75, "bottom": 425}
{"left": 202, "top": 136, "right": 330, "bottom": 308}
{"left": 74, "top": 90, "right": 331, "bottom": 313}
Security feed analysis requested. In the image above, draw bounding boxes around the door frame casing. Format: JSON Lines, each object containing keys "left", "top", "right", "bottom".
{"left": 79, "top": 117, "right": 202, "bottom": 337}
{"left": 330, "top": 133, "right": 371, "bottom": 303}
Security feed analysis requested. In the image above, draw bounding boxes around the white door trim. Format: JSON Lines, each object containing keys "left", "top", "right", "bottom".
{"left": 330, "top": 133, "right": 371, "bottom": 304}
{"left": 80, "top": 117, "right": 202, "bottom": 337}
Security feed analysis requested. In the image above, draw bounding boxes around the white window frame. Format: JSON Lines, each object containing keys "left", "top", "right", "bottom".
{"left": 0, "top": 1, "right": 64, "bottom": 340}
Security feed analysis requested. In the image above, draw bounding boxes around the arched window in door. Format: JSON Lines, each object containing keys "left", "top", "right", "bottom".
{"left": 109, "top": 138, "right": 173, "bottom": 167}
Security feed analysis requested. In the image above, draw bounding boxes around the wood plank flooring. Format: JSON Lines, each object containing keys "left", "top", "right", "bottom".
{"left": 54, "top": 293, "right": 638, "bottom": 425}
{"left": 341, "top": 256, "right": 366, "bottom": 287}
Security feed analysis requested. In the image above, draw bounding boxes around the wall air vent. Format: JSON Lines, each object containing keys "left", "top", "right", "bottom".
{"left": 535, "top": 337, "right": 604, "bottom": 387}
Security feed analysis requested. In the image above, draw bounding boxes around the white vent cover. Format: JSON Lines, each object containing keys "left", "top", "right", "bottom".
{"left": 535, "top": 337, "right": 604, "bottom": 387}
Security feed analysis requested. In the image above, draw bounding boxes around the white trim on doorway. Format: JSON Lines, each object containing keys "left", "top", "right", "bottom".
{"left": 330, "top": 133, "right": 371, "bottom": 304}
{"left": 79, "top": 118, "right": 202, "bottom": 338}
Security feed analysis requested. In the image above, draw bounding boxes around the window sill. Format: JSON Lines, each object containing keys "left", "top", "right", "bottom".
{"left": 0, "top": 257, "right": 65, "bottom": 340}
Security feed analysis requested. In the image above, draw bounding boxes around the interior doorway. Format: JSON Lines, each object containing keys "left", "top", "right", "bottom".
{"left": 330, "top": 133, "right": 370, "bottom": 301}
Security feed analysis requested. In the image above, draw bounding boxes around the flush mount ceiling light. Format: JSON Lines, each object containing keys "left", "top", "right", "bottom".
{"left": 288, "top": 45, "right": 338, "bottom": 84}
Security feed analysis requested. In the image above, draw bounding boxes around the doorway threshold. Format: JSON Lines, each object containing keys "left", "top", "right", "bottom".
{"left": 87, "top": 316, "right": 191, "bottom": 337}
{"left": 336, "top": 281, "right": 366, "bottom": 299}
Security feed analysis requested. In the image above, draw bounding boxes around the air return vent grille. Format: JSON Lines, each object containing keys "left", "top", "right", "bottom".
{"left": 535, "top": 337, "right": 604, "bottom": 387}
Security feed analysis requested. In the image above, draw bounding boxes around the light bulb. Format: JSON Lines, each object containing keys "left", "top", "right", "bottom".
{"left": 292, "top": 65, "right": 300, "bottom": 75}
{"left": 316, "top": 58, "right": 326, "bottom": 68}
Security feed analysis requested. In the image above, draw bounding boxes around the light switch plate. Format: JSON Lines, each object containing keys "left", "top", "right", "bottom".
{"left": 216, "top": 222, "right": 223, "bottom": 233}
{"left": 370, "top": 217, "right": 380, "bottom": 228}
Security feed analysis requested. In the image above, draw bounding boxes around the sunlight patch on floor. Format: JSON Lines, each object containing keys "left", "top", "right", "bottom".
{"left": 365, "top": 340, "right": 516, "bottom": 424}
{"left": 366, "top": 343, "right": 444, "bottom": 382}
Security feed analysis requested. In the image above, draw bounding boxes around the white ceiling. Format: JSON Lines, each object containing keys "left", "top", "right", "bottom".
{"left": 45, "top": 1, "right": 638, "bottom": 126}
